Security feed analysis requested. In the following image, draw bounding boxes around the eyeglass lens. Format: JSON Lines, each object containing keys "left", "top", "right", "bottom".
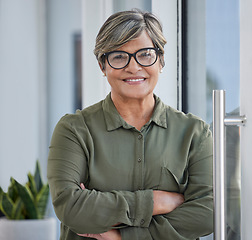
{"left": 107, "top": 48, "right": 158, "bottom": 69}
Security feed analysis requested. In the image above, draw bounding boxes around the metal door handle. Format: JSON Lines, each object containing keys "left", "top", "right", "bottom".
{"left": 213, "top": 90, "right": 246, "bottom": 240}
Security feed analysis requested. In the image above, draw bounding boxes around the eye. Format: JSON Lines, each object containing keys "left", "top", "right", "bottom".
{"left": 138, "top": 49, "right": 155, "bottom": 59}
{"left": 109, "top": 52, "right": 128, "bottom": 62}
{"left": 114, "top": 55, "right": 126, "bottom": 59}
{"left": 140, "top": 52, "right": 151, "bottom": 57}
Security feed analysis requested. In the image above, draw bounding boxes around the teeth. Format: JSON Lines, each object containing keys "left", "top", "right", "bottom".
{"left": 125, "top": 78, "right": 144, "bottom": 82}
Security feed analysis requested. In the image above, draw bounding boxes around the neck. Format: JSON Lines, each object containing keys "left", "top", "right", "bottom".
{"left": 111, "top": 93, "right": 155, "bottom": 131}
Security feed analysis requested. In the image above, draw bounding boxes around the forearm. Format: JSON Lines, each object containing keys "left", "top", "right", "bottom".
{"left": 120, "top": 194, "right": 213, "bottom": 240}
{"left": 48, "top": 177, "right": 153, "bottom": 234}
{"left": 48, "top": 119, "right": 154, "bottom": 234}
{"left": 151, "top": 195, "right": 213, "bottom": 239}
{"left": 120, "top": 155, "right": 213, "bottom": 239}
{"left": 152, "top": 190, "right": 184, "bottom": 215}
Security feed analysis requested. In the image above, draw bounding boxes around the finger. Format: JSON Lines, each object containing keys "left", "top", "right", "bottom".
{"left": 77, "top": 233, "right": 87, "bottom": 237}
{"left": 78, "top": 233, "right": 94, "bottom": 237}
{"left": 80, "top": 183, "right": 85, "bottom": 190}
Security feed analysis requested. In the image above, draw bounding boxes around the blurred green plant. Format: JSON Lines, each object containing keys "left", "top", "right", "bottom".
{"left": 0, "top": 160, "right": 49, "bottom": 220}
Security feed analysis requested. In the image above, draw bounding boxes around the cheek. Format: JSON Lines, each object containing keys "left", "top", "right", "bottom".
{"left": 106, "top": 71, "right": 121, "bottom": 81}
{"left": 149, "top": 66, "right": 161, "bottom": 80}
{"left": 104, "top": 63, "right": 119, "bottom": 78}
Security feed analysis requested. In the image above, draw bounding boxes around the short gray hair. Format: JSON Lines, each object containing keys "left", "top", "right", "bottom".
{"left": 94, "top": 9, "right": 167, "bottom": 69}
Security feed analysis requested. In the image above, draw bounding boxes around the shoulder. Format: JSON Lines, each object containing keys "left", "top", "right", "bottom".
{"left": 166, "top": 104, "right": 201, "bottom": 122}
{"left": 155, "top": 95, "right": 209, "bottom": 132}
{"left": 163, "top": 105, "right": 212, "bottom": 143}
{"left": 164, "top": 106, "right": 212, "bottom": 160}
{"left": 56, "top": 100, "right": 104, "bottom": 131}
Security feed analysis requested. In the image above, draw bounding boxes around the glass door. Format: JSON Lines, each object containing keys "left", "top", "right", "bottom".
{"left": 182, "top": 0, "right": 252, "bottom": 239}
{"left": 183, "top": 0, "right": 240, "bottom": 123}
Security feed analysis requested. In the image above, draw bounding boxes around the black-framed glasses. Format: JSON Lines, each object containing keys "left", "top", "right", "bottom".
{"left": 104, "top": 47, "right": 160, "bottom": 69}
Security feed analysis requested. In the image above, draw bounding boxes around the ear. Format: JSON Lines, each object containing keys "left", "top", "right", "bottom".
{"left": 159, "top": 55, "right": 165, "bottom": 68}
{"left": 99, "top": 62, "right": 106, "bottom": 76}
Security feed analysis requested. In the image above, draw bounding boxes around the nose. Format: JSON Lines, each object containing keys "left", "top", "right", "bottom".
{"left": 124, "top": 56, "right": 142, "bottom": 73}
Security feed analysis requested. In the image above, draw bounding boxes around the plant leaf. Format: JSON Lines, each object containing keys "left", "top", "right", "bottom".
{"left": 14, "top": 180, "right": 38, "bottom": 219}
{"left": 0, "top": 192, "right": 14, "bottom": 219}
{"left": 36, "top": 184, "right": 49, "bottom": 219}
{"left": 27, "top": 172, "right": 37, "bottom": 198}
{"left": 0, "top": 187, "right": 4, "bottom": 212}
{"left": 12, "top": 198, "right": 25, "bottom": 220}
{"left": 0, "top": 186, "right": 3, "bottom": 198}
{"left": 34, "top": 160, "right": 43, "bottom": 192}
{"left": 0, "top": 187, "right": 3, "bottom": 216}
{"left": 8, "top": 177, "right": 18, "bottom": 202}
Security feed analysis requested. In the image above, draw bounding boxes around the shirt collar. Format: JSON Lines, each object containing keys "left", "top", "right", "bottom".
{"left": 102, "top": 93, "right": 167, "bottom": 131}
{"left": 151, "top": 95, "right": 168, "bottom": 129}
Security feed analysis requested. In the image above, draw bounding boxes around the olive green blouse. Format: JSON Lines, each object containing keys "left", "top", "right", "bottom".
{"left": 47, "top": 93, "right": 213, "bottom": 240}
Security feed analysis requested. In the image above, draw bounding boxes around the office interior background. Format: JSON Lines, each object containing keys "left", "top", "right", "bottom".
{"left": 1, "top": 0, "right": 251, "bottom": 239}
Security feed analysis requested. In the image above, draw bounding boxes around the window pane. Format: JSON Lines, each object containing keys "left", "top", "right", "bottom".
{"left": 184, "top": 0, "right": 241, "bottom": 239}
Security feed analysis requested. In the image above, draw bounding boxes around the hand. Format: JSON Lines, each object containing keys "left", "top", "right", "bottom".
{"left": 78, "top": 229, "right": 121, "bottom": 240}
{"left": 152, "top": 190, "right": 184, "bottom": 215}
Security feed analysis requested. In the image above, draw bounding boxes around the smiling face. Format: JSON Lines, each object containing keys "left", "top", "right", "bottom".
{"left": 101, "top": 31, "right": 163, "bottom": 102}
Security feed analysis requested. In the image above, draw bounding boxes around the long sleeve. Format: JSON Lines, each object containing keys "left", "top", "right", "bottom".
{"left": 120, "top": 124, "right": 213, "bottom": 240}
{"left": 47, "top": 116, "right": 153, "bottom": 235}
{"left": 149, "top": 152, "right": 213, "bottom": 239}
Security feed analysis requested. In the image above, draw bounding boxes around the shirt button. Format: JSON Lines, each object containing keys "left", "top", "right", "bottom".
{"left": 140, "top": 219, "right": 145, "bottom": 225}
{"left": 138, "top": 158, "right": 142, "bottom": 162}
{"left": 138, "top": 134, "right": 142, "bottom": 140}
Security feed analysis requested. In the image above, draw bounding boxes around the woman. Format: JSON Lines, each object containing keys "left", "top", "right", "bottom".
{"left": 47, "top": 9, "right": 213, "bottom": 240}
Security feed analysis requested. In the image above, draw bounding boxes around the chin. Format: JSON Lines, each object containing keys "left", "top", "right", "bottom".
{"left": 124, "top": 91, "right": 153, "bottom": 100}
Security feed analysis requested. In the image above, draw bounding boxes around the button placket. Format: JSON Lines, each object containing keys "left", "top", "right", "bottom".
{"left": 136, "top": 132, "right": 144, "bottom": 190}
{"left": 137, "top": 134, "right": 143, "bottom": 164}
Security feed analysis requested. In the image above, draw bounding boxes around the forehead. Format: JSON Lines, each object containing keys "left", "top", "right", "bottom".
{"left": 116, "top": 31, "right": 154, "bottom": 53}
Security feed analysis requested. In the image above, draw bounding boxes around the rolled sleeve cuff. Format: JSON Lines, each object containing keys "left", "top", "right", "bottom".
{"left": 130, "top": 189, "right": 153, "bottom": 228}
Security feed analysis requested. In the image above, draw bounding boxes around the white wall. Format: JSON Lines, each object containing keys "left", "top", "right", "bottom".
{"left": 0, "top": 0, "right": 46, "bottom": 190}
{"left": 152, "top": 0, "right": 179, "bottom": 109}
{"left": 81, "top": 0, "right": 113, "bottom": 108}
{"left": 47, "top": 0, "right": 82, "bottom": 139}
